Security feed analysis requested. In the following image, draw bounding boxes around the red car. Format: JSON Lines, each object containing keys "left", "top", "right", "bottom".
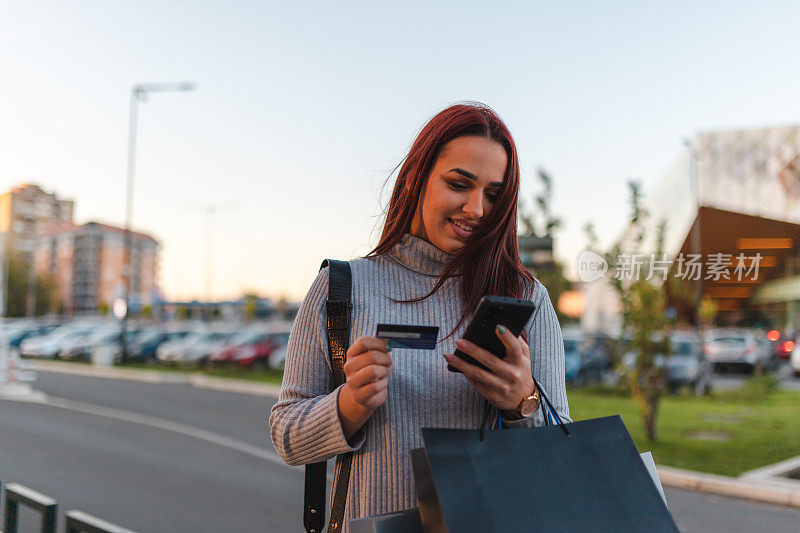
{"left": 209, "top": 327, "right": 291, "bottom": 370}
{"left": 767, "top": 329, "right": 794, "bottom": 361}
{"left": 234, "top": 330, "right": 290, "bottom": 370}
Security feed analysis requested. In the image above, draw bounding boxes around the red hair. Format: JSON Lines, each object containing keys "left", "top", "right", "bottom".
{"left": 367, "top": 102, "right": 535, "bottom": 339}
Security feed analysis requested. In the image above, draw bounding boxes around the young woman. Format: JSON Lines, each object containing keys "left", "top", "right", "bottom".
{"left": 270, "top": 103, "right": 569, "bottom": 530}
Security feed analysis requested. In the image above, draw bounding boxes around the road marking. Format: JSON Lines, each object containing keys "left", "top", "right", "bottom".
{"left": 11, "top": 395, "right": 301, "bottom": 471}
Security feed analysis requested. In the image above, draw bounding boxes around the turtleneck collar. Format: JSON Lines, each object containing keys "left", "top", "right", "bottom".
{"left": 385, "top": 233, "right": 456, "bottom": 276}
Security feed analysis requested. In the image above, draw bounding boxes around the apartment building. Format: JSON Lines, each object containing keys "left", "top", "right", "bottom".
{"left": 0, "top": 183, "right": 74, "bottom": 254}
{"left": 34, "top": 222, "right": 159, "bottom": 314}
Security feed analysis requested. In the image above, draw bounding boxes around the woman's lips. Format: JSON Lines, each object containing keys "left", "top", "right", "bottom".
{"left": 448, "top": 218, "right": 475, "bottom": 238}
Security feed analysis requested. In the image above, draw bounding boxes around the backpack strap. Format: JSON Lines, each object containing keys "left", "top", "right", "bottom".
{"left": 303, "top": 259, "right": 352, "bottom": 533}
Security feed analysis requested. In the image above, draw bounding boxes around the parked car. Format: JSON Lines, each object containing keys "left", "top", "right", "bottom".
{"left": 61, "top": 328, "right": 119, "bottom": 361}
{"left": 755, "top": 336, "right": 783, "bottom": 372}
{"left": 563, "top": 328, "right": 607, "bottom": 386}
{"left": 156, "top": 331, "right": 207, "bottom": 364}
{"left": 234, "top": 329, "right": 291, "bottom": 370}
{"left": 5, "top": 323, "right": 60, "bottom": 356}
{"left": 157, "top": 330, "right": 234, "bottom": 366}
{"left": 64, "top": 328, "right": 142, "bottom": 361}
{"left": 189, "top": 331, "right": 236, "bottom": 365}
{"left": 19, "top": 325, "right": 95, "bottom": 359}
{"left": 662, "top": 331, "right": 712, "bottom": 395}
{"left": 209, "top": 329, "right": 272, "bottom": 367}
{"left": 791, "top": 342, "right": 800, "bottom": 378}
{"left": 765, "top": 329, "right": 794, "bottom": 361}
{"left": 621, "top": 331, "right": 712, "bottom": 395}
{"left": 127, "top": 329, "right": 193, "bottom": 362}
{"left": 269, "top": 344, "right": 287, "bottom": 370}
{"left": 704, "top": 328, "right": 764, "bottom": 373}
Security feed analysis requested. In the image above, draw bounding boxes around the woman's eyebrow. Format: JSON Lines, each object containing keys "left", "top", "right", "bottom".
{"left": 448, "top": 168, "right": 503, "bottom": 187}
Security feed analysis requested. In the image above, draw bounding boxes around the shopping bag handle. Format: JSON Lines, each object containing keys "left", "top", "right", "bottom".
{"left": 534, "top": 378, "right": 570, "bottom": 436}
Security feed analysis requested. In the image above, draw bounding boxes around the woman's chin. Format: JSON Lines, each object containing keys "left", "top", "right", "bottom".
{"left": 434, "top": 236, "right": 466, "bottom": 254}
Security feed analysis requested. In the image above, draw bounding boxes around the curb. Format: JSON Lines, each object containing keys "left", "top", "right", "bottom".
{"left": 28, "top": 359, "right": 800, "bottom": 509}
{"left": 31, "top": 360, "right": 280, "bottom": 396}
{"left": 190, "top": 374, "right": 282, "bottom": 397}
{"left": 657, "top": 465, "right": 800, "bottom": 508}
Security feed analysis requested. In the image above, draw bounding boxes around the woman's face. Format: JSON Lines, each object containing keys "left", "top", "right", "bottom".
{"left": 410, "top": 135, "right": 507, "bottom": 253}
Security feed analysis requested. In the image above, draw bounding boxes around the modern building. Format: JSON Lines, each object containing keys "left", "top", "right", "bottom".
{"left": 583, "top": 124, "right": 800, "bottom": 333}
{"left": 0, "top": 183, "right": 74, "bottom": 255}
{"left": 33, "top": 222, "right": 160, "bottom": 315}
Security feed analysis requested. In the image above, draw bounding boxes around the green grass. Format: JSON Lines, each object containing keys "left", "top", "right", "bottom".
{"left": 568, "top": 379, "right": 800, "bottom": 477}
{"left": 42, "top": 358, "right": 286, "bottom": 385}
{"left": 117, "top": 360, "right": 285, "bottom": 384}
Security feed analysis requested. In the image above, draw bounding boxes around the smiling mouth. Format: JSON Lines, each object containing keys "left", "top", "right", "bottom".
{"left": 448, "top": 218, "right": 477, "bottom": 232}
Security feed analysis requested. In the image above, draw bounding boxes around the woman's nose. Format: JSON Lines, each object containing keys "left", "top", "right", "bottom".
{"left": 463, "top": 190, "right": 483, "bottom": 218}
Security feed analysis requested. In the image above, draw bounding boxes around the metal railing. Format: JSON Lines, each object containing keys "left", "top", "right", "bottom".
{"left": 66, "top": 511, "right": 136, "bottom": 533}
{"left": 1, "top": 481, "right": 135, "bottom": 533}
{"left": 3, "top": 482, "right": 57, "bottom": 533}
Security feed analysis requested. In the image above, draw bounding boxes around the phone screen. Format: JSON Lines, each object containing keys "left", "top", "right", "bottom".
{"left": 448, "top": 295, "right": 535, "bottom": 372}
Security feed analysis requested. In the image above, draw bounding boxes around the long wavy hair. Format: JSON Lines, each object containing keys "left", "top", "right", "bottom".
{"left": 367, "top": 102, "right": 535, "bottom": 339}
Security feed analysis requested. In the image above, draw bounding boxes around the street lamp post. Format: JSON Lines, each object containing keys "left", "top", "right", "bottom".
{"left": 684, "top": 138, "right": 702, "bottom": 329}
{"left": 119, "top": 82, "right": 195, "bottom": 364}
{"left": 192, "top": 204, "right": 232, "bottom": 321}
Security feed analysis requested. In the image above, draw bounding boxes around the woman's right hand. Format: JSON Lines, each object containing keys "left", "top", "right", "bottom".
{"left": 337, "top": 336, "right": 393, "bottom": 441}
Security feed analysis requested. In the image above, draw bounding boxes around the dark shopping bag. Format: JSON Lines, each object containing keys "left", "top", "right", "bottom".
{"left": 411, "top": 415, "right": 679, "bottom": 532}
{"left": 350, "top": 508, "right": 423, "bottom": 533}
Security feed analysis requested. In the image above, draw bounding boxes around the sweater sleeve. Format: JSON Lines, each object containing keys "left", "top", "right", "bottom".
{"left": 501, "top": 280, "right": 572, "bottom": 429}
{"left": 269, "top": 266, "right": 367, "bottom": 466}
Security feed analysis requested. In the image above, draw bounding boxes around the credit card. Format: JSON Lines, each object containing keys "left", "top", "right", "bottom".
{"left": 376, "top": 324, "right": 439, "bottom": 350}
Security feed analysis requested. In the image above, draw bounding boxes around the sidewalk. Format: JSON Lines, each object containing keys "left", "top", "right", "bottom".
{"left": 31, "top": 360, "right": 800, "bottom": 509}
{"left": 32, "top": 360, "right": 283, "bottom": 396}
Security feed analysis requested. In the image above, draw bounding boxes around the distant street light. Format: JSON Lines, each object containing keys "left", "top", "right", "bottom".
{"left": 120, "top": 82, "right": 195, "bottom": 363}
{"left": 192, "top": 203, "right": 234, "bottom": 321}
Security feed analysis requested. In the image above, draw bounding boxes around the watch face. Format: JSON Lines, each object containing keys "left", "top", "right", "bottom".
{"left": 520, "top": 397, "right": 540, "bottom": 417}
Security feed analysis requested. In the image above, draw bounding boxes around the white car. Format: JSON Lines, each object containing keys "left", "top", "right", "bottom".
{"left": 156, "top": 331, "right": 206, "bottom": 363}
{"left": 791, "top": 343, "right": 800, "bottom": 378}
{"left": 157, "top": 330, "right": 233, "bottom": 365}
{"left": 268, "top": 344, "right": 287, "bottom": 370}
{"left": 703, "top": 328, "right": 764, "bottom": 373}
{"left": 20, "top": 326, "right": 94, "bottom": 359}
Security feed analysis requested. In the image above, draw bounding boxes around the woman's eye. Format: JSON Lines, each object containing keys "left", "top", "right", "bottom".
{"left": 486, "top": 193, "right": 498, "bottom": 203}
{"left": 447, "top": 181, "right": 468, "bottom": 191}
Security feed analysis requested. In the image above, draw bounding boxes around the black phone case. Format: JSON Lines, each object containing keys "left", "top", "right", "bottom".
{"left": 448, "top": 295, "right": 536, "bottom": 373}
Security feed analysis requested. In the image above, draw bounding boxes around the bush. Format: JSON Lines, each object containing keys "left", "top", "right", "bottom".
{"left": 716, "top": 374, "right": 779, "bottom": 403}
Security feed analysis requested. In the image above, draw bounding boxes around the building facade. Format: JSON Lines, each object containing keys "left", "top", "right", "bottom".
{"left": 582, "top": 124, "right": 800, "bottom": 333}
{"left": 34, "top": 222, "right": 159, "bottom": 315}
{"left": 0, "top": 184, "right": 74, "bottom": 255}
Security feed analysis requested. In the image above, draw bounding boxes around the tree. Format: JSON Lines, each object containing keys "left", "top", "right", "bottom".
{"left": 244, "top": 293, "right": 258, "bottom": 322}
{"left": 518, "top": 168, "right": 562, "bottom": 239}
{"left": 518, "top": 168, "right": 571, "bottom": 322}
{"left": 4, "top": 251, "right": 59, "bottom": 317}
{"left": 583, "top": 222, "right": 599, "bottom": 252}
{"left": 605, "top": 180, "right": 670, "bottom": 442}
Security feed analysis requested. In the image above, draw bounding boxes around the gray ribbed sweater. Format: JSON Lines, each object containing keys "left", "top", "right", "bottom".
{"left": 269, "top": 234, "right": 570, "bottom": 531}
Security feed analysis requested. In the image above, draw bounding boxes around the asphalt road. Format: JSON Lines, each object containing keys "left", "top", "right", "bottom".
{"left": 710, "top": 362, "right": 800, "bottom": 392}
{"left": 2, "top": 371, "right": 800, "bottom": 532}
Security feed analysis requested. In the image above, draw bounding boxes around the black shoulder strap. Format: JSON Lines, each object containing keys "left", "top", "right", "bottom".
{"left": 303, "top": 259, "right": 353, "bottom": 533}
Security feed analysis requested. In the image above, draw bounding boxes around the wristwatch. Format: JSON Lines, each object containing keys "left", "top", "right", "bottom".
{"left": 501, "top": 385, "right": 541, "bottom": 421}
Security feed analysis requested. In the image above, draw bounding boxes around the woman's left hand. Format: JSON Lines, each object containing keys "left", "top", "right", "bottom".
{"left": 444, "top": 325, "right": 535, "bottom": 411}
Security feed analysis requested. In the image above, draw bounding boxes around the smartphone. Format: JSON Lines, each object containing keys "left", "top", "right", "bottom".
{"left": 448, "top": 295, "right": 536, "bottom": 373}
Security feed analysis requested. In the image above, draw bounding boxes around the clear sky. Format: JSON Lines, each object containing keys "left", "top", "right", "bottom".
{"left": 2, "top": 1, "right": 799, "bottom": 302}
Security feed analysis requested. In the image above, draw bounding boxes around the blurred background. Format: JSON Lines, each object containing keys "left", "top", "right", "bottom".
{"left": 2, "top": 2, "right": 800, "bottom": 532}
